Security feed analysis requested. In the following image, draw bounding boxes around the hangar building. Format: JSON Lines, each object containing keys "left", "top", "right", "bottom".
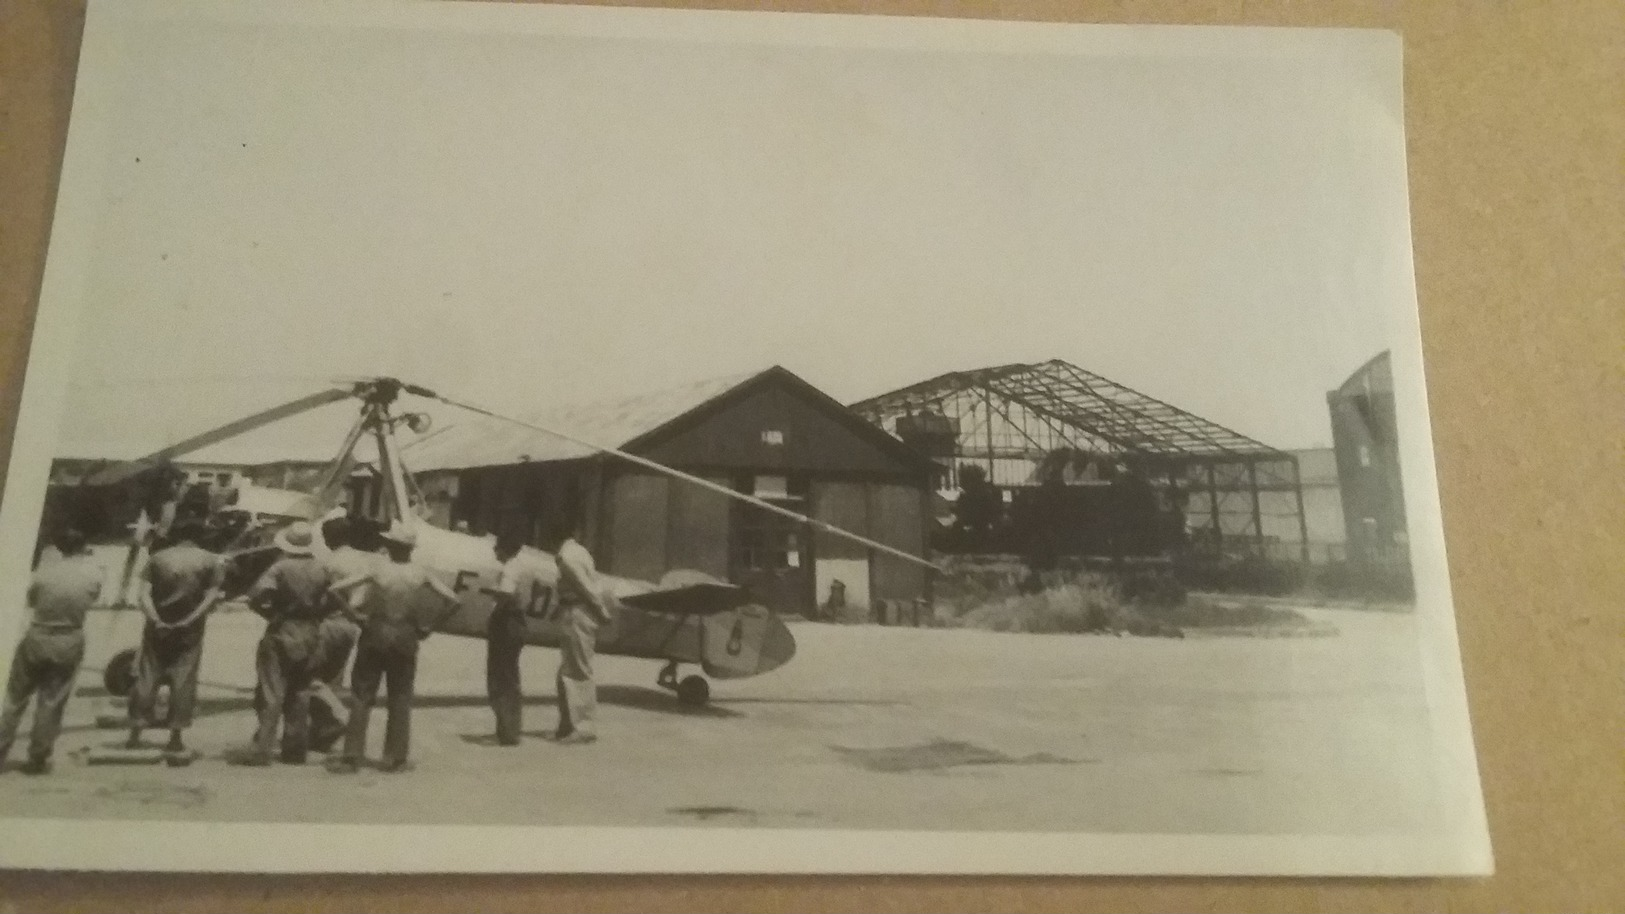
{"left": 849, "top": 358, "right": 1311, "bottom": 561}
{"left": 402, "top": 366, "right": 937, "bottom": 617}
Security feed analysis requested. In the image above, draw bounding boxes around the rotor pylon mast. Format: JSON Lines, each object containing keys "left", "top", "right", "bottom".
{"left": 312, "top": 406, "right": 371, "bottom": 514}
{"left": 357, "top": 380, "right": 418, "bottom": 528}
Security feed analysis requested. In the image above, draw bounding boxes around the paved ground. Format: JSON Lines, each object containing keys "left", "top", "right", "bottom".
{"left": 0, "top": 603, "right": 1444, "bottom": 835}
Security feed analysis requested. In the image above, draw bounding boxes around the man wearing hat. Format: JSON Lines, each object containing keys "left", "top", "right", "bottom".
{"left": 126, "top": 518, "right": 227, "bottom": 759}
{"left": 328, "top": 520, "right": 459, "bottom": 774}
{"left": 236, "top": 520, "right": 332, "bottom": 766}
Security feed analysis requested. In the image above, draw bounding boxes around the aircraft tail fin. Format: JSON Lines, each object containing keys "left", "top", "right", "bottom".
{"left": 701, "top": 604, "right": 796, "bottom": 680}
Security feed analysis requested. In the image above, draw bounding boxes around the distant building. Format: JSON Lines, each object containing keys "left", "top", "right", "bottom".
{"left": 402, "top": 366, "right": 937, "bottom": 618}
{"left": 1327, "top": 351, "right": 1409, "bottom": 565}
{"left": 42, "top": 443, "right": 380, "bottom": 546}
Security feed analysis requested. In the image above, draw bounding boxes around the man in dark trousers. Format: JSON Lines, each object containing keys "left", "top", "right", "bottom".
{"left": 328, "top": 521, "right": 458, "bottom": 774}
{"left": 1, "top": 528, "right": 101, "bottom": 774}
{"left": 309, "top": 511, "right": 371, "bottom": 752}
{"left": 126, "top": 519, "right": 226, "bottom": 759}
{"left": 482, "top": 528, "right": 555, "bottom": 746}
{"left": 235, "top": 520, "right": 331, "bottom": 766}
{"left": 542, "top": 520, "right": 613, "bottom": 746}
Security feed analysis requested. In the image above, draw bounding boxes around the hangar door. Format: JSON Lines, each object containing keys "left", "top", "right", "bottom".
{"left": 868, "top": 483, "right": 928, "bottom": 605}
{"left": 603, "top": 470, "right": 733, "bottom": 584}
{"left": 606, "top": 473, "right": 669, "bottom": 583}
{"left": 810, "top": 481, "right": 871, "bottom": 618}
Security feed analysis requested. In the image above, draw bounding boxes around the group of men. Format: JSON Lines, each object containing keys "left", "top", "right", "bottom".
{"left": 1, "top": 506, "right": 612, "bottom": 775}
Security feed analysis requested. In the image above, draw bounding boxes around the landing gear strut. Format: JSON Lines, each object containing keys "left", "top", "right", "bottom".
{"left": 657, "top": 661, "right": 711, "bottom": 707}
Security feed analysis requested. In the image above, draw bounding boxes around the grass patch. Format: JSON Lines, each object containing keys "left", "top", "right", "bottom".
{"left": 937, "top": 556, "right": 1327, "bottom": 638}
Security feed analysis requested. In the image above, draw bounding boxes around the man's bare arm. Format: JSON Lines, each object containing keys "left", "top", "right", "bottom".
{"left": 138, "top": 576, "right": 165, "bottom": 627}
{"left": 171, "top": 560, "right": 229, "bottom": 629}
{"left": 415, "top": 575, "right": 464, "bottom": 638}
{"left": 330, "top": 572, "right": 372, "bottom": 593}
{"left": 245, "top": 565, "right": 282, "bottom": 621}
{"left": 425, "top": 575, "right": 460, "bottom": 605}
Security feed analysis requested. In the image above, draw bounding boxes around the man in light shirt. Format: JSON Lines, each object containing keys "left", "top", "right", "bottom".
{"left": 1, "top": 528, "right": 102, "bottom": 774}
{"left": 539, "top": 519, "right": 613, "bottom": 745}
{"left": 327, "top": 521, "right": 459, "bottom": 773}
{"left": 309, "top": 511, "right": 372, "bottom": 752}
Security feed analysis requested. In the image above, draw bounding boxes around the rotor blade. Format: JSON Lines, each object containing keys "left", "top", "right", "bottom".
{"left": 85, "top": 386, "right": 356, "bottom": 486}
{"left": 430, "top": 392, "right": 940, "bottom": 573}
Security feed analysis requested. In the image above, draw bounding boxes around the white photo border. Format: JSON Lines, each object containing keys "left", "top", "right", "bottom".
{"left": 0, "top": 0, "right": 1491, "bottom": 876}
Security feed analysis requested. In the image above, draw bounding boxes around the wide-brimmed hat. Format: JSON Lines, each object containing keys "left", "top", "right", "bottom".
{"left": 273, "top": 521, "right": 315, "bottom": 556}
{"left": 380, "top": 521, "right": 418, "bottom": 548}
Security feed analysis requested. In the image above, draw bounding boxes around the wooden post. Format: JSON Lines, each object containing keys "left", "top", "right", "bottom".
{"left": 1247, "top": 460, "right": 1264, "bottom": 559}
{"left": 1205, "top": 462, "right": 1222, "bottom": 555}
{"left": 1293, "top": 457, "right": 1311, "bottom": 564}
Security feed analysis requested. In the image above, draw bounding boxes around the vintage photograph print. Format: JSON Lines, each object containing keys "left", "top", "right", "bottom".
{"left": 0, "top": 0, "right": 1491, "bottom": 876}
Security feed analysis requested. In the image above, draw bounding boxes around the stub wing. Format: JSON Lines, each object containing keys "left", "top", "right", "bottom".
{"left": 614, "top": 573, "right": 751, "bottom": 618}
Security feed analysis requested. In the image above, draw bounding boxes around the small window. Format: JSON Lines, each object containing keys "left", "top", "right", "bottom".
{"left": 761, "top": 429, "right": 785, "bottom": 446}
{"left": 753, "top": 475, "right": 789, "bottom": 499}
{"left": 216, "top": 472, "right": 233, "bottom": 487}
{"left": 1358, "top": 445, "right": 1372, "bottom": 468}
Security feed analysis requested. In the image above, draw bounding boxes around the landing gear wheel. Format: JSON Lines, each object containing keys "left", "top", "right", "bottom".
{"left": 104, "top": 648, "right": 138, "bottom": 697}
{"left": 676, "top": 675, "right": 710, "bottom": 707}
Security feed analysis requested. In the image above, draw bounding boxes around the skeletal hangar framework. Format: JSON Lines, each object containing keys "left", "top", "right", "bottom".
{"left": 849, "top": 359, "right": 1309, "bottom": 561}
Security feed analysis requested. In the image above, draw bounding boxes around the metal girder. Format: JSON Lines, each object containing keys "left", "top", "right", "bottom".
{"left": 851, "top": 359, "right": 1287, "bottom": 463}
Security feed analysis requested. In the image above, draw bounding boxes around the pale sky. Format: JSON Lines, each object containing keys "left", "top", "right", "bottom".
{"left": 51, "top": 7, "right": 1407, "bottom": 462}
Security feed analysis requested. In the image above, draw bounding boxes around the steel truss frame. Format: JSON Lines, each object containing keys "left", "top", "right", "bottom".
{"left": 850, "top": 360, "right": 1308, "bottom": 560}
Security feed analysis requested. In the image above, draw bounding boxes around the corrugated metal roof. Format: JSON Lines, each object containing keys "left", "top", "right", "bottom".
{"left": 851, "top": 359, "right": 1287, "bottom": 461}
{"left": 401, "top": 370, "right": 763, "bottom": 472}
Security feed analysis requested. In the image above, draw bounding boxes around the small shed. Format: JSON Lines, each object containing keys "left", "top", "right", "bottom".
{"left": 401, "top": 366, "right": 937, "bottom": 617}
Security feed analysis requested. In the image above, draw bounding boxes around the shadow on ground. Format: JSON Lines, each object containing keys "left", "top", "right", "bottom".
{"left": 713, "top": 697, "right": 903, "bottom": 707}
{"left": 830, "top": 738, "right": 1084, "bottom": 773}
{"left": 64, "top": 679, "right": 751, "bottom": 734}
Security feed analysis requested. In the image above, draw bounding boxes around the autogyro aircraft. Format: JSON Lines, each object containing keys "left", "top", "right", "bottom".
{"left": 80, "top": 377, "right": 936, "bottom": 708}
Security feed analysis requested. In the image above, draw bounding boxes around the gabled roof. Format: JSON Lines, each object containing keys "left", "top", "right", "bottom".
{"left": 401, "top": 365, "right": 937, "bottom": 476}
{"left": 622, "top": 365, "right": 938, "bottom": 474}
{"left": 400, "top": 371, "right": 762, "bottom": 472}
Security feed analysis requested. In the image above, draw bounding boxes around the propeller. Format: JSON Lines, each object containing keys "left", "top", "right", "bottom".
{"left": 84, "top": 385, "right": 358, "bottom": 487}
